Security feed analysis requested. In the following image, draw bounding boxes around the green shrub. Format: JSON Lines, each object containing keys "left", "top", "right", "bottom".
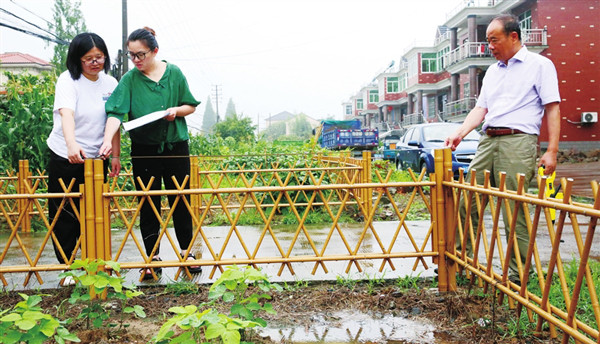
{"left": 0, "top": 293, "right": 79, "bottom": 344}
{"left": 0, "top": 72, "right": 56, "bottom": 171}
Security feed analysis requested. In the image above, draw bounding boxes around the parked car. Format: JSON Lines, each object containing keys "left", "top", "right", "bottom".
{"left": 395, "top": 122, "right": 480, "bottom": 175}
{"left": 377, "top": 129, "right": 404, "bottom": 160}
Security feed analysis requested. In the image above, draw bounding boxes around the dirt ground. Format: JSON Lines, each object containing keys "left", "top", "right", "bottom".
{"left": 0, "top": 279, "right": 564, "bottom": 344}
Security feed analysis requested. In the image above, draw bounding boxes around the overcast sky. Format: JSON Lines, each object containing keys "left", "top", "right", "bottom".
{"left": 1, "top": 0, "right": 459, "bottom": 130}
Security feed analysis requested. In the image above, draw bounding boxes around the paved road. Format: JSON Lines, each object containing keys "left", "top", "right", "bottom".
{"left": 555, "top": 161, "right": 600, "bottom": 198}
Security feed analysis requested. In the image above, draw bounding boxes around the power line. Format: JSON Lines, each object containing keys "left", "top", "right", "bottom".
{"left": 0, "top": 7, "right": 61, "bottom": 41}
{"left": 9, "top": 0, "right": 53, "bottom": 27}
{"left": 0, "top": 21, "right": 68, "bottom": 45}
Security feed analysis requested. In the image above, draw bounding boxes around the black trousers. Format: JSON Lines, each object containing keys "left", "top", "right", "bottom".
{"left": 47, "top": 150, "right": 108, "bottom": 264}
{"left": 131, "top": 141, "right": 193, "bottom": 257}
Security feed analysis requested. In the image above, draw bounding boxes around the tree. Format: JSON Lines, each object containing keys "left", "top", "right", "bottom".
{"left": 289, "top": 114, "right": 312, "bottom": 139}
{"left": 201, "top": 96, "right": 217, "bottom": 134}
{"left": 225, "top": 98, "right": 237, "bottom": 120}
{"left": 213, "top": 113, "right": 256, "bottom": 143}
{"left": 261, "top": 122, "right": 286, "bottom": 141}
{"left": 47, "top": 0, "right": 87, "bottom": 73}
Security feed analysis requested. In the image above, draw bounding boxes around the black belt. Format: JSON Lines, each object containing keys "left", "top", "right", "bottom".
{"left": 485, "top": 127, "right": 526, "bottom": 137}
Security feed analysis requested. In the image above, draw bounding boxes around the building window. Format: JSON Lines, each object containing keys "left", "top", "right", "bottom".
{"left": 345, "top": 105, "right": 352, "bottom": 115}
{"left": 356, "top": 99, "right": 363, "bottom": 110}
{"left": 399, "top": 72, "right": 407, "bottom": 91}
{"left": 369, "top": 90, "right": 379, "bottom": 103}
{"left": 519, "top": 9, "right": 532, "bottom": 31}
{"left": 387, "top": 77, "right": 399, "bottom": 93}
{"left": 421, "top": 53, "right": 437, "bottom": 73}
{"left": 463, "top": 82, "right": 470, "bottom": 99}
{"left": 437, "top": 46, "right": 450, "bottom": 70}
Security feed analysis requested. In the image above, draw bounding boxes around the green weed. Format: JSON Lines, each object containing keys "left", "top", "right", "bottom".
{"left": 336, "top": 273, "right": 360, "bottom": 291}
{"left": 396, "top": 273, "right": 422, "bottom": 291}
{"left": 164, "top": 280, "right": 199, "bottom": 296}
{"left": 364, "top": 272, "right": 386, "bottom": 295}
{"left": 283, "top": 278, "right": 309, "bottom": 292}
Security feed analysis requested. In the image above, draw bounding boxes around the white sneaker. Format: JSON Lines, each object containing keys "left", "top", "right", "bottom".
{"left": 61, "top": 275, "right": 76, "bottom": 286}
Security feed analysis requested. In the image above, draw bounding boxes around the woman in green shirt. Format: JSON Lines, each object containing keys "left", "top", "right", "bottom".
{"left": 99, "top": 27, "right": 201, "bottom": 279}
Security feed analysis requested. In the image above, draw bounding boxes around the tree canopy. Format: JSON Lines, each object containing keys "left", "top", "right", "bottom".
{"left": 213, "top": 113, "right": 256, "bottom": 143}
{"left": 225, "top": 98, "right": 237, "bottom": 120}
{"left": 201, "top": 96, "right": 217, "bottom": 134}
{"left": 289, "top": 114, "right": 312, "bottom": 139}
{"left": 47, "top": 0, "right": 87, "bottom": 73}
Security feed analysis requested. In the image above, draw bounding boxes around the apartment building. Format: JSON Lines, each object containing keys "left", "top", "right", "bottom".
{"left": 344, "top": 0, "right": 599, "bottom": 150}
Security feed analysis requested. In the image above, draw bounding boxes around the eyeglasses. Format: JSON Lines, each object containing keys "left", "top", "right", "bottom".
{"left": 126, "top": 50, "right": 151, "bottom": 61}
{"left": 81, "top": 55, "right": 105, "bottom": 65}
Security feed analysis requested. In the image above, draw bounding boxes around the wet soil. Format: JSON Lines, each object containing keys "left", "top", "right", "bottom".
{"left": 1, "top": 280, "right": 560, "bottom": 344}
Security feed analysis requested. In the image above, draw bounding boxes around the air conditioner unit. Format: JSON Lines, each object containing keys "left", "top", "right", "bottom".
{"left": 581, "top": 112, "right": 598, "bottom": 123}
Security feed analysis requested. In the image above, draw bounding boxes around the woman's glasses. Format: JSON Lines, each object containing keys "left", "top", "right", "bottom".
{"left": 81, "top": 55, "right": 105, "bottom": 66}
{"left": 126, "top": 50, "right": 151, "bottom": 61}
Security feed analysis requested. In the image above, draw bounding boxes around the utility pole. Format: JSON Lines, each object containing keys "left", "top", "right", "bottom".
{"left": 121, "top": 0, "right": 128, "bottom": 76}
{"left": 212, "top": 85, "right": 222, "bottom": 122}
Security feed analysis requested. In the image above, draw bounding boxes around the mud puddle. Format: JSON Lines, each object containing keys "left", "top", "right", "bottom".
{"left": 258, "top": 310, "right": 461, "bottom": 343}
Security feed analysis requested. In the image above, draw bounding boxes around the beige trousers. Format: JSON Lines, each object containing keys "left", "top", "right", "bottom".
{"left": 457, "top": 133, "right": 539, "bottom": 274}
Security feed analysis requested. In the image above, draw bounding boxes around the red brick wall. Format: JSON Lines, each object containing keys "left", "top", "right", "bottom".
{"left": 535, "top": 0, "right": 599, "bottom": 144}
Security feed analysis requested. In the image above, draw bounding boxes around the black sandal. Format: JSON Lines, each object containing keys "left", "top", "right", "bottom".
{"left": 184, "top": 253, "right": 202, "bottom": 274}
{"left": 141, "top": 257, "right": 162, "bottom": 280}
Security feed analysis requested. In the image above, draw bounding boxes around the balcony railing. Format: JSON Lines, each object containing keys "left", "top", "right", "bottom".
{"left": 522, "top": 28, "right": 547, "bottom": 46}
{"left": 402, "top": 112, "right": 425, "bottom": 126}
{"left": 434, "top": 30, "right": 451, "bottom": 46}
{"left": 444, "top": 29, "right": 547, "bottom": 67}
{"left": 446, "top": 0, "right": 504, "bottom": 21}
{"left": 444, "top": 42, "right": 491, "bottom": 66}
{"left": 443, "top": 97, "right": 477, "bottom": 120}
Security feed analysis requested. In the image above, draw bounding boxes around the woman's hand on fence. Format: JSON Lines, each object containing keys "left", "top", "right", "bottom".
{"left": 109, "top": 157, "right": 121, "bottom": 177}
{"left": 98, "top": 142, "right": 112, "bottom": 159}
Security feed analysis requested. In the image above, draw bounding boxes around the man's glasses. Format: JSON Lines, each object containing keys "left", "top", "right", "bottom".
{"left": 127, "top": 50, "right": 151, "bottom": 61}
{"left": 81, "top": 56, "right": 105, "bottom": 66}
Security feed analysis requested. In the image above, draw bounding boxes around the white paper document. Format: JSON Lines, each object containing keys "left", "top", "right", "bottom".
{"left": 122, "top": 111, "right": 168, "bottom": 132}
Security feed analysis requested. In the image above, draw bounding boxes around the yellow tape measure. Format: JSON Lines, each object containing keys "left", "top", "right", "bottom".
{"left": 538, "top": 166, "right": 563, "bottom": 223}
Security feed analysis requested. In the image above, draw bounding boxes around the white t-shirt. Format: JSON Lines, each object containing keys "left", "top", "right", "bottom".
{"left": 47, "top": 71, "right": 118, "bottom": 159}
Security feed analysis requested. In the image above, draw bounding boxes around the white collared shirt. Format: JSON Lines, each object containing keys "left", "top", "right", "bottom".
{"left": 477, "top": 46, "right": 561, "bottom": 135}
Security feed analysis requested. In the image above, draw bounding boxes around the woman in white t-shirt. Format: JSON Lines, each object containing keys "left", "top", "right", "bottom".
{"left": 46, "top": 33, "right": 120, "bottom": 268}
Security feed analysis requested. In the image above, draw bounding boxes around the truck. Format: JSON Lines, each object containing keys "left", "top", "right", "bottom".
{"left": 314, "top": 119, "right": 379, "bottom": 151}
{"left": 377, "top": 129, "right": 404, "bottom": 161}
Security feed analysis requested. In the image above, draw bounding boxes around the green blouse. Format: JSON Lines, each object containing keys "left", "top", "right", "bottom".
{"left": 106, "top": 62, "right": 200, "bottom": 150}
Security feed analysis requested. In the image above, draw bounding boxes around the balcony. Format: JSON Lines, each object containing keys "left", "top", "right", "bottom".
{"left": 522, "top": 28, "right": 548, "bottom": 52}
{"left": 443, "top": 29, "right": 547, "bottom": 72}
{"left": 402, "top": 113, "right": 425, "bottom": 127}
{"left": 443, "top": 97, "right": 477, "bottom": 122}
{"left": 446, "top": 0, "right": 505, "bottom": 21}
{"left": 434, "top": 30, "right": 451, "bottom": 46}
{"left": 445, "top": 42, "right": 492, "bottom": 67}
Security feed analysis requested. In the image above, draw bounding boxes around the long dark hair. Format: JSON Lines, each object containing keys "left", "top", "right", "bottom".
{"left": 66, "top": 32, "right": 111, "bottom": 80}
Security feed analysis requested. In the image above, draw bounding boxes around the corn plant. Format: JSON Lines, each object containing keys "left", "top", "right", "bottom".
{"left": 0, "top": 293, "right": 79, "bottom": 344}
